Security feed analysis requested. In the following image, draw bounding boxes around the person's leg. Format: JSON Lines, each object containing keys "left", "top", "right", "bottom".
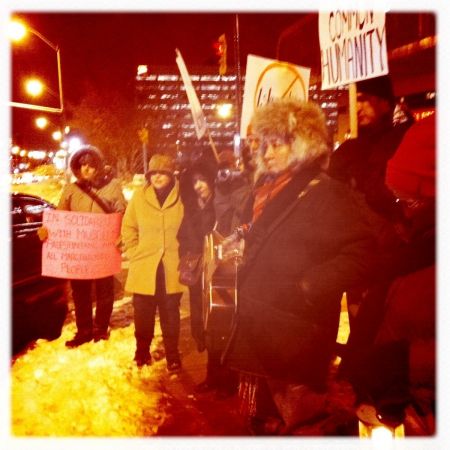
{"left": 159, "top": 293, "right": 182, "bottom": 369}
{"left": 188, "top": 282, "right": 205, "bottom": 352}
{"left": 93, "top": 275, "right": 114, "bottom": 339}
{"left": 66, "top": 279, "right": 94, "bottom": 347}
{"left": 154, "top": 262, "right": 182, "bottom": 370}
{"left": 132, "top": 293, "right": 157, "bottom": 365}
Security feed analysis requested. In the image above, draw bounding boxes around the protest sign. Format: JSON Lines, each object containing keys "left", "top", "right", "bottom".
{"left": 240, "top": 54, "right": 310, "bottom": 138}
{"left": 176, "top": 48, "right": 207, "bottom": 139}
{"left": 42, "top": 210, "right": 122, "bottom": 280}
{"left": 319, "top": 11, "right": 388, "bottom": 89}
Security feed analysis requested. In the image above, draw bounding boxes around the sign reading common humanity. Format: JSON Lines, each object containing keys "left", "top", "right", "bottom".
{"left": 319, "top": 11, "right": 388, "bottom": 89}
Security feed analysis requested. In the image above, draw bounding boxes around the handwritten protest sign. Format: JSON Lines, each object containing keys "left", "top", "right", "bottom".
{"left": 42, "top": 210, "right": 122, "bottom": 280}
{"left": 319, "top": 11, "right": 388, "bottom": 89}
{"left": 240, "top": 54, "right": 310, "bottom": 138}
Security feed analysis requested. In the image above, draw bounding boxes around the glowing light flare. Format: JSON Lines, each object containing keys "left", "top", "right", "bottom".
{"left": 11, "top": 146, "right": 20, "bottom": 155}
{"left": 52, "top": 130, "right": 62, "bottom": 141}
{"left": 19, "top": 150, "right": 27, "bottom": 157}
{"left": 25, "top": 78, "right": 44, "bottom": 97}
{"left": 35, "top": 117, "right": 48, "bottom": 129}
{"left": 68, "top": 137, "right": 82, "bottom": 152}
{"left": 8, "top": 21, "right": 27, "bottom": 41}
{"left": 371, "top": 425, "right": 396, "bottom": 445}
{"left": 217, "top": 103, "right": 233, "bottom": 119}
{"left": 137, "top": 65, "right": 148, "bottom": 76}
{"left": 28, "top": 151, "right": 47, "bottom": 160}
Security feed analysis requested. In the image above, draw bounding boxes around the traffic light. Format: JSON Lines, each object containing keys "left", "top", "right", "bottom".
{"left": 213, "top": 34, "right": 227, "bottom": 75}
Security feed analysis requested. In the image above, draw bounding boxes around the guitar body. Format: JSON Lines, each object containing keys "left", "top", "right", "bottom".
{"left": 202, "top": 232, "right": 239, "bottom": 352}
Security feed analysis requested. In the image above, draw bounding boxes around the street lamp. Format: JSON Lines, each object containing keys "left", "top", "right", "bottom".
{"left": 25, "top": 77, "right": 60, "bottom": 100}
{"left": 217, "top": 103, "right": 233, "bottom": 119}
{"left": 35, "top": 116, "right": 49, "bottom": 129}
{"left": 52, "top": 130, "right": 62, "bottom": 141}
{"left": 25, "top": 78, "right": 45, "bottom": 97}
{"left": 9, "top": 19, "right": 64, "bottom": 114}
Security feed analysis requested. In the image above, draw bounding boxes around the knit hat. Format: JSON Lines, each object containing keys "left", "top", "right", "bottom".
{"left": 69, "top": 145, "right": 104, "bottom": 176}
{"left": 147, "top": 153, "right": 175, "bottom": 175}
{"left": 386, "top": 115, "right": 436, "bottom": 199}
{"left": 357, "top": 75, "right": 395, "bottom": 106}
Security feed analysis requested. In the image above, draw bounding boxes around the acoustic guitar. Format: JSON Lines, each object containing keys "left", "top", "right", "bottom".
{"left": 202, "top": 230, "right": 243, "bottom": 351}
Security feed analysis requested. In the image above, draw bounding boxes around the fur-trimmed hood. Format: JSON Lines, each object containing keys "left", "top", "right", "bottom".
{"left": 250, "top": 100, "right": 331, "bottom": 179}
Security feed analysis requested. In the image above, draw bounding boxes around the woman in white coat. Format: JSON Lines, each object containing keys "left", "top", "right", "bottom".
{"left": 121, "top": 153, "right": 185, "bottom": 371}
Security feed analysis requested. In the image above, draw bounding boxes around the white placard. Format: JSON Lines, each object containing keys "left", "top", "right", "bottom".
{"left": 42, "top": 210, "right": 122, "bottom": 280}
{"left": 176, "top": 48, "right": 207, "bottom": 139}
{"left": 319, "top": 11, "right": 388, "bottom": 89}
{"left": 240, "top": 54, "right": 310, "bottom": 138}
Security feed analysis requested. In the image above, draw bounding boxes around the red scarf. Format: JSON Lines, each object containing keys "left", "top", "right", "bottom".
{"left": 252, "top": 169, "right": 295, "bottom": 222}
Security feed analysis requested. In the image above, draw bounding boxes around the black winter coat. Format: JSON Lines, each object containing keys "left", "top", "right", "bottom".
{"left": 328, "top": 120, "right": 412, "bottom": 222}
{"left": 223, "top": 167, "right": 377, "bottom": 388}
{"left": 177, "top": 197, "right": 216, "bottom": 256}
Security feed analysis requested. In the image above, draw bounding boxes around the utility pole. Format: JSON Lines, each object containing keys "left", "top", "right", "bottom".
{"left": 234, "top": 14, "right": 243, "bottom": 155}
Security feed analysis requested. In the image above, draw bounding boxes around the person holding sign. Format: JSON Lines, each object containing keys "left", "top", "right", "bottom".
{"left": 121, "top": 154, "right": 185, "bottom": 372}
{"left": 39, "top": 145, "right": 127, "bottom": 348}
{"left": 222, "top": 99, "right": 376, "bottom": 435}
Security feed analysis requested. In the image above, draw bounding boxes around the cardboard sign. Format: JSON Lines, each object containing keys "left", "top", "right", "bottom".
{"left": 240, "top": 54, "right": 310, "bottom": 138}
{"left": 319, "top": 11, "right": 388, "bottom": 89}
{"left": 42, "top": 210, "right": 122, "bottom": 280}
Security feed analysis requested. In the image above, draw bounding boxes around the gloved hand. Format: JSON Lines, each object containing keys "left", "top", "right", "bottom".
{"left": 37, "top": 226, "right": 49, "bottom": 241}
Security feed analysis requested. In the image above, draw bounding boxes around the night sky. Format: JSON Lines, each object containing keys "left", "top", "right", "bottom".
{"left": 11, "top": 12, "right": 308, "bottom": 148}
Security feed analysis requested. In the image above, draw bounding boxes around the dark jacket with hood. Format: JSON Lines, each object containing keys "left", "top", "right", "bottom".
{"left": 223, "top": 165, "right": 377, "bottom": 388}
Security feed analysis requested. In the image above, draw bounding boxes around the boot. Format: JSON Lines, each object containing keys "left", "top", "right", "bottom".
{"left": 65, "top": 331, "right": 93, "bottom": 348}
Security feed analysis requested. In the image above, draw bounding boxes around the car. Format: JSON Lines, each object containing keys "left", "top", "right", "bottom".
{"left": 11, "top": 192, "right": 68, "bottom": 355}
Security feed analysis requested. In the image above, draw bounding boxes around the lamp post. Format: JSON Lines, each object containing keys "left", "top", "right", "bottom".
{"left": 9, "top": 20, "right": 64, "bottom": 114}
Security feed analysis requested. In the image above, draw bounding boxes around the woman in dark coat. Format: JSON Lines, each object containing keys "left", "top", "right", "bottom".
{"left": 178, "top": 162, "right": 216, "bottom": 352}
{"left": 222, "top": 99, "right": 377, "bottom": 434}
{"left": 178, "top": 162, "right": 238, "bottom": 397}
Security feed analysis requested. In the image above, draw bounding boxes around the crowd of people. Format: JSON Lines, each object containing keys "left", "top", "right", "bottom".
{"left": 38, "top": 74, "right": 435, "bottom": 435}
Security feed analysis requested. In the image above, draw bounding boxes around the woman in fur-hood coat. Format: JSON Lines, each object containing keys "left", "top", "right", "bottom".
{"left": 222, "top": 100, "right": 377, "bottom": 432}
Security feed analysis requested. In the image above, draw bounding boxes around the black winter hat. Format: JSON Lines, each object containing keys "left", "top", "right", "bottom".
{"left": 357, "top": 75, "right": 395, "bottom": 106}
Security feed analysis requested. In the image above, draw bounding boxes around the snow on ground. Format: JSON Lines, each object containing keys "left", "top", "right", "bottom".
{"left": 10, "top": 295, "right": 187, "bottom": 437}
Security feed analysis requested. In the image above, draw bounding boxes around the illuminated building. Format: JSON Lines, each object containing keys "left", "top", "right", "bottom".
{"left": 134, "top": 65, "right": 348, "bottom": 156}
{"left": 135, "top": 65, "right": 240, "bottom": 155}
